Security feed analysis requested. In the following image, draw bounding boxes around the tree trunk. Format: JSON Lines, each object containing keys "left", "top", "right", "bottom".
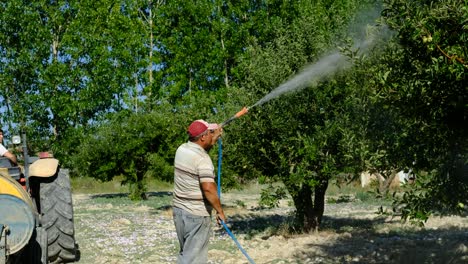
{"left": 378, "top": 171, "right": 397, "bottom": 196}
{"left": 312, "top": 179, "right": 329, "bottom": 231}
{"left": 136, "top": 164, "right": 148, "bottom": 200}
{"left": 290, "top": 185, "right": 312, "bottom": 232}
{"left": 129, "top": 159, "right": 148, "bottom": 200}
{"left": 289, "top": 179, "right": 329, "bottom": 233}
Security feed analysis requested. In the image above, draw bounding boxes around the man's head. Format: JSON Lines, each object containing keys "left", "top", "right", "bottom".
{"left": 187, "top": 120, "right": 222, "bottom": 150}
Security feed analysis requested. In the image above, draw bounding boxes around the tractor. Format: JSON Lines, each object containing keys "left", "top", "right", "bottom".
{"left": 0, "top": 134, "right": 76, "bottom": 264}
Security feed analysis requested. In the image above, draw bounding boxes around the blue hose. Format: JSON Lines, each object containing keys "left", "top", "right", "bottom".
{"left": 217, "top": 138, "right": 256, "bottom": 264}
{"left": 217, "top": 138, "right": 222, "bottom": 195}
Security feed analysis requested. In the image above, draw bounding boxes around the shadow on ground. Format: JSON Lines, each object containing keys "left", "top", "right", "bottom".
{"left": 81, "top": 192, "right": 467, "bottom": 263}
{"left": 89, "top": 191, "right": 172, "bottom": 199}
{"left": 224, "top": 212, "right": 468, "bottom": 264}
{"left": 308, "top": 216, "right": 467, "bottom": 263}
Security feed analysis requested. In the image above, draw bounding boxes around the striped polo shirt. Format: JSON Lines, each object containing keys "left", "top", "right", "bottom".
{"left": 173, "top": 141, "right": 215, "bottom": 216}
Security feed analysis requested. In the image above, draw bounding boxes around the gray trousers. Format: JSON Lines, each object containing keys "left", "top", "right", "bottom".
{"left": 173, "top": 207, "right": 212, "bottom": 264}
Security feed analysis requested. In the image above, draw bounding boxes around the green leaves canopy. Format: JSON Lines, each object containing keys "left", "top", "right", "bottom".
{"left": 0, "top": 0, "right": 145, "bottom": 155}
{"left": 379, "top": 0, "right": 467, "bottom": 222}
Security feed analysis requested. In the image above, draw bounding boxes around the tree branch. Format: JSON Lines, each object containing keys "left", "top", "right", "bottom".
{"left": 436, "top": 45, "right": 468, "bottom": 68}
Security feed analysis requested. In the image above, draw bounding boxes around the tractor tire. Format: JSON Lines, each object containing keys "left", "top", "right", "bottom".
{"left": 39, "top": 168, "right": 76, "bottom": 263}
{"left": 21, "top": 226, "right": 48, "bottom": 264}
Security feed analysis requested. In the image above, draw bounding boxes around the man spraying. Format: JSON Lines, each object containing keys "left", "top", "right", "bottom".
{"left": 172, "top": 120, "right": 227, "bottom": 264}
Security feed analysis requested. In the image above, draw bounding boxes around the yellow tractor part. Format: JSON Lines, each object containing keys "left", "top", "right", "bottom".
{"left": 0, "top": 172, "right": 37, "bottom": 256}
{"left": 0, "top": 172, "right": 34, "bottom": 209}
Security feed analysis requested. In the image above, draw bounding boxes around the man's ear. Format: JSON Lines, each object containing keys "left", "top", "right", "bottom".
{"left": 199, "top": 134, "right": 206, "bottom": 142}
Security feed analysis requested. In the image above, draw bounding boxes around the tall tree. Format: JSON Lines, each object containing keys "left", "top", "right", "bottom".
{"left": 0, "top": 0, "right": 146, "bottom": 158}
{"left": 0, "top": 1, "right": 49, "bottom": 139}
{"left": 122, "top": 0, "right": 166, "bottom": 112}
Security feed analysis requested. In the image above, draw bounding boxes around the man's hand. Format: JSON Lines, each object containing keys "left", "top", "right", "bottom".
{"left": 213, "top": 125, "right": 223, "bottom": 140}
{"left": 216, "top": 212, "right": 227, "bottom": 225}
{"left": 201, "top": 181, "right": 226, "bottom": 225}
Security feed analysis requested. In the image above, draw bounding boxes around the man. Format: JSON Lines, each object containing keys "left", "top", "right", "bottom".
{"left": 173, "top": 119, "right": 227, "bottom": 264}
{"left": 0, "top": 129, "right": 17, "bottom": 165}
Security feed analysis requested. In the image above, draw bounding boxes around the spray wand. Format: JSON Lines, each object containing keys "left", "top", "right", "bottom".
{"left": 220, "top": 106, "right": 250, "bottom": 127}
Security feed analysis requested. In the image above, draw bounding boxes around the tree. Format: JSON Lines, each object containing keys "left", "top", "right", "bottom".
{"left": 72, "top": 94, "right": 226, "bottom": 199}
{"left": 224, "top": 0, "right": 467, "bottom": 231}
{"left": 0, "top": 0, "right": 50, "bottom": 141}
{"left": 0, "top": 0, "right": 145, "bottom": 159}
{"left": 321, "top": 0, "right": 467, "bottom": 224}
{"left": 148, "top": 0, "right": 305, "bottom": 108}
{"left": 71, "top": 106, "right": 188, "bottom": 199}
{"left": 223, "top": 0, "right": 380, "bottom": 232}
{"left": 376, "top": 0, "right": 467, "bottom": 223}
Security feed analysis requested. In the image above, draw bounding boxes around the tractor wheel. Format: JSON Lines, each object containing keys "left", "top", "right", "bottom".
{"left": 39, "top": 168, "right": 76, "bottom": 263}
{"left": 21, "top": 226, "right": 48, "bottom": 264}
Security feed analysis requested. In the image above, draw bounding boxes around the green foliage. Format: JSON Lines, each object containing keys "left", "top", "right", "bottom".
{"left": 149, "top": 0, "right": 262, "bottom": 107}
{"left": 71, "top": 104, "right": 188, "bottom": 199}
{"left": 374, "top": 0, "right": 468, "bottom": 223}
{"left": 223, "top": 0, "right": 381, "bottom": 231}
{"left": 259, "top": 184, "right": 287, "bottom": 208}
{"left": 332, "top": 0, "right": 467, "bottom": 224}
{"left": 0, "top": 0, "right": 146, "bottom": 159}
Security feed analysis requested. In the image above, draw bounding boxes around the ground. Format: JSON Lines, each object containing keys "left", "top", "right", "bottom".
{"left": 73, "top": 192, "right": 468, "bottom": 264}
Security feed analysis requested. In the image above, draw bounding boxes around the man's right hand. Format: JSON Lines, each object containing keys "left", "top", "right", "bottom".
{"left": 216, "top": 212, "right": 227, "bottom": 225}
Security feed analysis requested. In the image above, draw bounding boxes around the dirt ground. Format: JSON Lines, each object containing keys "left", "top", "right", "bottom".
{"left": 73, "top": 192, "right": 468, "bottom": 264}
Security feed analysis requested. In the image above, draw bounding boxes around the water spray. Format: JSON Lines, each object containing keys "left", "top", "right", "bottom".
{"left": 220, "top": 106, "right": 250, "bottom": 127}
{"left": 218, "top": 33, "right": 377, "bottom": 128}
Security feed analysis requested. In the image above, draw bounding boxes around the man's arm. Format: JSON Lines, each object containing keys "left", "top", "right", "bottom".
{"left": 4, "top": 151, "right": 17, "bottom": 165}
{"left": 201, "top": 181, "right": 226, "bottom": 223}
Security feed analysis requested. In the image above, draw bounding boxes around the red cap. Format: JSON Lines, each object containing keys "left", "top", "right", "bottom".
{"left": 187, "top": 120, "right": 219, "bottom": 137}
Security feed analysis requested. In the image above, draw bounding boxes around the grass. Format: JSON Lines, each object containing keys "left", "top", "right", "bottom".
{"left": 327, "top": 181, "right": 369, "bottom": 197}
{"left": 327, "top": 181, "right": 396, "bottom": 205}
{"left": 71, "top": 175, "right": 393, "bottom": 214}
{"left": 80, "top": 193, "right": 172, "bottom": 208}
{"left": 72, "top": 174, "right": 388, "bottom": 200}
{"left": 223, "top": 181, "right": 266, "bottom": 195}
{"left": 71, "top": 175, "right": 172, "bottom": 194}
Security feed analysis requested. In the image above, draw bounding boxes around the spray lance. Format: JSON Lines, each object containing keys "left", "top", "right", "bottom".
{"left": 220, "top": 106, "right": 250, "bottom": 127}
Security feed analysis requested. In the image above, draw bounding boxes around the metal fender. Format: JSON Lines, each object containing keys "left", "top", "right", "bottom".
{"left": 0, "top": 194, "right": 35, "bottom": 255}
{"left": 29, "top": 158, "right": 59, "bottom": 178}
